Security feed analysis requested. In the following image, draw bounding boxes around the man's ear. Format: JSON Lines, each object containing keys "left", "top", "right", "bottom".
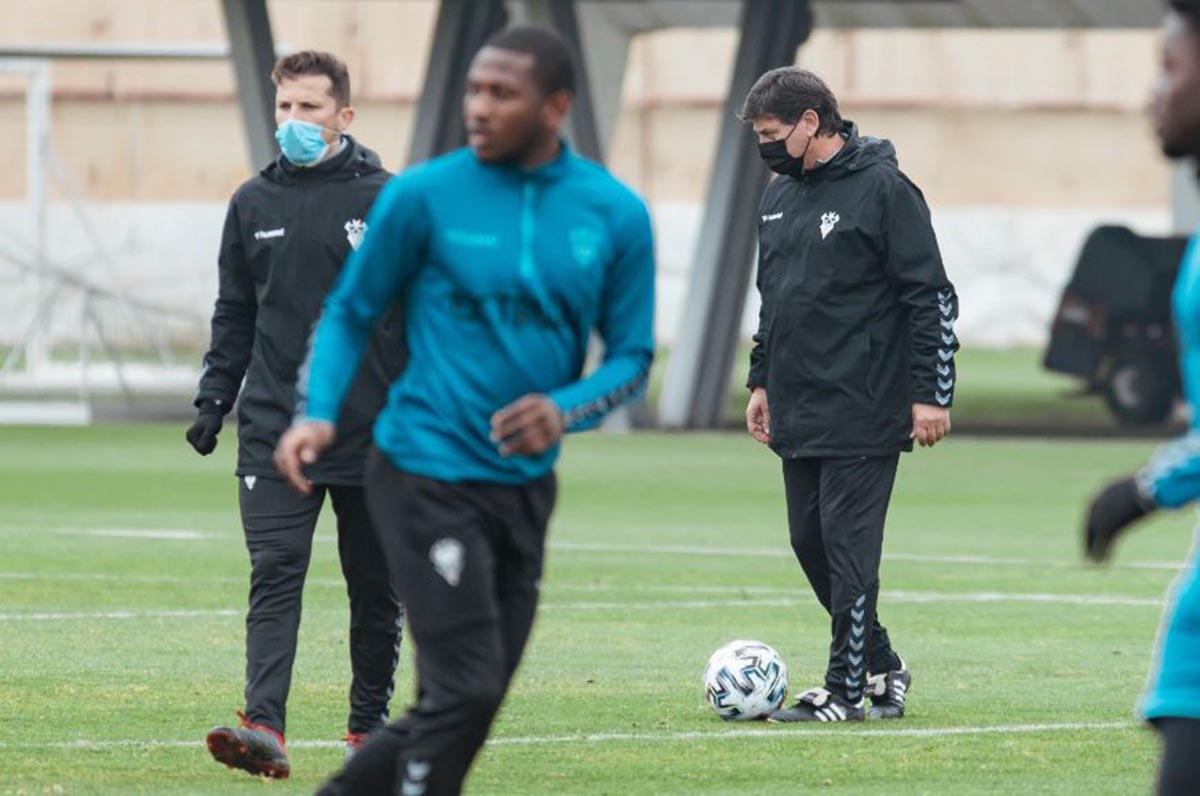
{"left": 799, "top": 108, "right": 820, "bottom": 137}
{"left": 336, "top": 105, "right": 356, "bottom": 132}
{"left": 542, "top": 90, "right": 571, "bottom": 128}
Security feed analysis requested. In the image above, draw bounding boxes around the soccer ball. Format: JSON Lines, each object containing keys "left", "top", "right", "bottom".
{"left": 703, "top": 639, "right": 789, "bottom": 721}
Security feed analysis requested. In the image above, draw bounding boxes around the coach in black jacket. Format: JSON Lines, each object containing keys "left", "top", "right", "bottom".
{"left": 741, "top": 67, "right": 958, "bottom": 724}
{"left": 186, "top": 51, "right": 404, "bottom": 779}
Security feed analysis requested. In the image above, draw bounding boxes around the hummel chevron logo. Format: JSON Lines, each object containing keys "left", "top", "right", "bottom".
{"left": 849, "top": 653, "right": 863, "bottom": 666}
{"left": 936, "top": 392, "right": 951, "bottom": 406}
{"left": 851, "top": 609, "right": 865, "bottom": 622}
{"left": 938, "top": 378, "right": 954, "bottom": 391}
{"left": 942, "top": 333, "right": 956, "bottom": 345}
{"left": 854, "top": 596, "right": 866, "bottom": 607}
{"left": 938, "top": 350, "right": 954, "bottom": 362}
{"left": 850, "top": 638, "right": 864, "bottom": 652}
{"left": 939, "top": 303, "right": 953, "bottom": 316}
{"left": 941, "top": 318, "right": 954, "bottom": 330}
{"left": 937, "top": 364, "right": 951, "bottom": 376}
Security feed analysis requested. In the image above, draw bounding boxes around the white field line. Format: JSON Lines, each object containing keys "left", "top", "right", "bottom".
{"left": 0, "top": 721, "right": 1136, "bottom": 752}
{"left": 0, "top": 576, "right": 1170, "bottom": 612}
{"left": 0, "top": 589, "right": 1166, "bottom": 622}
{"left": 550, "top": 541, "right": 1186, "bottom": 572}
{"left": 0, "top": 609, "right": 240, "bottom": 621}
{"left": 0, "top": 572, "right": 345, "bottom": 587}
{"left": 0, "top": 574, "right": 1170, "bottom": 604}
{"left": 1, "top": 530, "right": 1186, "bottom": 571}
{"left": 48, "top": 528, "right": 216, "bottom": 540}
{"left": 538, "top": 591, "right": 1166, "bottom": 611}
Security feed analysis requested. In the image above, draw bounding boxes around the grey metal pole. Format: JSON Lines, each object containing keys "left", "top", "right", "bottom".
{"left": 220, "top": 0, "right": 278, "bottom": 172}
{"left": 658, "top": 0, "right": 814, "bottom": 428}
{"left": 409, "top": 0, "right": 509, "bottom": 164}
{"left": 543, "top": 0, "right": 603, "bottom": 162}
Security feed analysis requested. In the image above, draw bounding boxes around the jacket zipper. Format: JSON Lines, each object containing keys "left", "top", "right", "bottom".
{"left": 520, "top": 181, "right": 536, "bottom": 279}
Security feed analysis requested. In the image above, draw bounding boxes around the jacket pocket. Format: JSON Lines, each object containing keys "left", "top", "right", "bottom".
{"left": 862, "top": 331, "right": 875, "bottom": 402}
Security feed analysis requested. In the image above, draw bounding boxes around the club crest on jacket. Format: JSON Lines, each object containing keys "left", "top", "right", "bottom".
{"left": 820, "top": 211, "right": 840, "bottom": 239}
{"left": 344, "top": 218, "right": 367, "bottom": 250}
{"left": 569, "top": 226, "right": 601, "bottom": 268}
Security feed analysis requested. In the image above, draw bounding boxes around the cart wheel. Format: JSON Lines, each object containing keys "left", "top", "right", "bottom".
{"left": 1103, "top": 351, "right": 1174, "bottom": 426}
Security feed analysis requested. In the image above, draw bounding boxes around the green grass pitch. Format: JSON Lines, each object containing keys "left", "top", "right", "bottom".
{"left": 0, "top": 424, "right": 1194, "bottom": 794}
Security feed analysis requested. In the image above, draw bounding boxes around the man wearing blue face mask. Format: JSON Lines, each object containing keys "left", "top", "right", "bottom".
{"left": 275, "top": 26, "right": 654, "bottom": 796}
{"left": 189, "top": 50, "right": 405, "bottom": 779}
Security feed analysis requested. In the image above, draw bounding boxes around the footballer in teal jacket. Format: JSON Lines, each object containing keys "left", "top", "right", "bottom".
{"left": 1086, "top": 233, "right": 1200, "bottom": 722}
{"left": 1136, "top": 233, "right": 1200, "bottom": 722}
{"left": 1081, "top": 9, "right": 1200, "bottom": 782}
{"left": 298, "top": 141, "right": 655, "bottom": 485}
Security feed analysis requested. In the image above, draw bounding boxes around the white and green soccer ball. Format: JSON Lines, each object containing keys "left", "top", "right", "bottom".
{"left": 703, "top": 639, "right": 789, "bottom": 721}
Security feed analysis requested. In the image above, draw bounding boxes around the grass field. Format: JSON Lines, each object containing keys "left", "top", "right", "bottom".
{"left": 649, "top": 346, "right": 1147, "bottom": 433}
{"left": 0, "top": 425, "right": 1197, "bottom": 795}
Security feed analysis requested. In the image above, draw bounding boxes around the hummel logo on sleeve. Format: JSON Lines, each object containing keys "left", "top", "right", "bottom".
{"left": 253, "top": 228, "right": 285, "bottom": 241}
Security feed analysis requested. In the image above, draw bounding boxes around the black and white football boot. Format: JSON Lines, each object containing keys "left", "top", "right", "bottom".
{"left": 867, "top": 656, "right": 911, "bottom": 719}
{"left": 767, "top": 687, "right": 865, "bottom": 723}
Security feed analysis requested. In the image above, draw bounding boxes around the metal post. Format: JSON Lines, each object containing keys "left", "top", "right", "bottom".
{"left": 658, "top": 0, "right": 814, "bottom": 428}
{"left": 220, "top": 0, "right": 278, "bottom": 171}
{"left": 542, "top": 0, "right": 603, "bottom": 162}
{"left": 409, "top": 0, "right": 509, "bottom": 164}
{"left": 1172, "top": 163, "right": 1200, "bottom": 235}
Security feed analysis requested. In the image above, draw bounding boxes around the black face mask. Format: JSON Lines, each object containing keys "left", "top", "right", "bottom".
{"left": 757, "top": 118, "right": 812, "bottom": 176}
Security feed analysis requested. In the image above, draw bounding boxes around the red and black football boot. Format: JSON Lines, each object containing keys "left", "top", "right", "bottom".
{"left": 205, "top": 710, "right": 290, "bottom": 779}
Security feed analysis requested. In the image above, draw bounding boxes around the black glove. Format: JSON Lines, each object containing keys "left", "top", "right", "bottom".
{"left": 186, "top": 400, "right": 226, "bottom": 456}
{"left": 1084, "top": 476, "right": 1156, "bottom": 562}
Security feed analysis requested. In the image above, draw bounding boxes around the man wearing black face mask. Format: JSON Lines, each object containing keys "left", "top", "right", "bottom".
{"left": 740, "top": 67, "right": 959, "bottom": 723}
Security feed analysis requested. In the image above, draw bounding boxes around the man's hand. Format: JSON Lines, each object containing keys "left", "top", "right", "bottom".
{"left": 1084, "top": 476, "right": 1156, "bottom": 563}
{"left": 185, "top": 402, "right": 225, "bottom": 455}
{"left": 490, "top": 394, "right": 564, "bottom": 457}
{"left": 746, "top": 387, "right": 770, "bottom": 445}
{"left": 274, "top": 420, "right": 336, "bottom": 495}
{"left": 911, "top": 403, "right": 951, "bottom": 448}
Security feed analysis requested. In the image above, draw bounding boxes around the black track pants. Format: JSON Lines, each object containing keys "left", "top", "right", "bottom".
{"left": 315, "top": 449, "right": 557, "bottom": 796}
{"left": 1153, "top": 717, "right": 1200, "bottom": 796}
{"left": 782, "top": 455, "right": 902, "bottom": 702}
{"left": 239, "top": 476, "right": 403, "bottom": 735}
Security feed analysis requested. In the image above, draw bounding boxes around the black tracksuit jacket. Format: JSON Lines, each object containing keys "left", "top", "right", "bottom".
{"left": 194, "top": 136, "right": 405, "bottom": 484}
{"left": 748, "top": 121, "right": 959, "bottom": 458}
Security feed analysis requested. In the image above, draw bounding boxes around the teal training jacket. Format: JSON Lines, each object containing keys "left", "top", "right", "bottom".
{"left": 300, "top": 142, "right": 655, "bottom": 485}
{"left": 1140, "top": 234, "right": 1200, "bottom": 721}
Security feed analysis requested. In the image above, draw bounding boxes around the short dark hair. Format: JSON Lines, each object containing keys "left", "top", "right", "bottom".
{"left": 739, "top": 67, "right": 843, "bottom": 135}
{"left": 485, "top": 25, "right": 576, "bottom": 96}
{"left": 271, "top": 50, "right": 351, "bottom": 107}
{"left": 1170, "top": 0, "right": 1200, "bottom": 20}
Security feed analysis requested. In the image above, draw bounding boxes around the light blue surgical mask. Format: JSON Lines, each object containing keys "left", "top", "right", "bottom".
{"left": 275, "top": 119, "right": 333, "bottom": 166}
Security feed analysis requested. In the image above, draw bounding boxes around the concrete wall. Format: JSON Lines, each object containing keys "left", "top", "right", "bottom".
{"left": 0, "top": 1, "right": 1175, "bottom": 357}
